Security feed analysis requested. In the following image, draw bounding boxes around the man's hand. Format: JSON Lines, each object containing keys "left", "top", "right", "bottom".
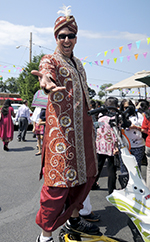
{"left": 31, "top": 70, "right": 66, "bottom": 93}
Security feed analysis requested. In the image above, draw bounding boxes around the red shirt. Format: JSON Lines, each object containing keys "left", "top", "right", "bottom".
{"left": 141, "top": 115, "right": 150, "bottom": 147}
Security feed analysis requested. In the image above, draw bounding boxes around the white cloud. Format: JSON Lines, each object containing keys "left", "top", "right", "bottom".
{"left": 0, "top": 20, "right": 54, "bottom": 48}
{"left": 0, "top": 20, "right": 148, "bottom": 50}
{"left": 79, "top": 30, "right": 147, "bottom": 41}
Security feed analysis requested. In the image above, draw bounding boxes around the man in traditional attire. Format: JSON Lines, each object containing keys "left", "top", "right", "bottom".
{"left": 32, "top": 6, "right": 99, "bottom": 242}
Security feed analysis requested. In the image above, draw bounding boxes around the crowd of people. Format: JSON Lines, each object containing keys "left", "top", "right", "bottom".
{"left": 90, "top": 97, "right": 150, "bottom": 194}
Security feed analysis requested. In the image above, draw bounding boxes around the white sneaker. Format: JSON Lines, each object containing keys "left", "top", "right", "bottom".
{"left": 36, "top": 235, "right": 54, "bottom": 242}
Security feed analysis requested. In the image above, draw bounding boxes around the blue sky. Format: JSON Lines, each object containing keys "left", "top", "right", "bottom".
{"left": 0, "top": 0, "right": 150, "bottom": 98}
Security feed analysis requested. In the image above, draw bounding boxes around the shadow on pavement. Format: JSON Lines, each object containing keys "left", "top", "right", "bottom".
{"left": 9, "top": 147, "right": 35, "bottom": 152}
{"left": 93, "top": 206, "right": 129, "bottom": 239}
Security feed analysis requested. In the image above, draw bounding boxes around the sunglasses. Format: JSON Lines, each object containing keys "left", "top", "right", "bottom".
{"left": 57, "top": 33, "right": 76, "bottom": 40}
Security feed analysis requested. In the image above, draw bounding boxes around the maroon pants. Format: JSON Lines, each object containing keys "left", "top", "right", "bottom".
{"left": 36, "top": 177, "right": 95, "bottom": 232}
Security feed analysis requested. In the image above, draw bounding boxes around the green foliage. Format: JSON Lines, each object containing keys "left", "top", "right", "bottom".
{"left": 0, "top": 80, "right": 7, "bottom": 92}
{"left": 16, "top": 54, "right": 44, "bottom": 109}
{"left": 5, "top": 77, "right": 19, "bottom": 93}
{"left": 98, "top": 83, "right": 112, "bottom": 99}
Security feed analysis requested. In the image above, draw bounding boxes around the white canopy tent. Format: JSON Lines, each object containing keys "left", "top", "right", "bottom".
{"left": 106, "top": 70, "right": 150, "bottom": 98}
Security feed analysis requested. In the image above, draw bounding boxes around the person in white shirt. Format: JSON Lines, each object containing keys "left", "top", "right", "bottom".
{"left": 15, "top": 100, "right": 31, "bottom": 141}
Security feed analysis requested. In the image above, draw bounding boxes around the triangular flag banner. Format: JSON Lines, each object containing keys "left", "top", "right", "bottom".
{"left": 134, "top": 54, "right": 138, "bottom": 60}
{"left": 136, "top": 40, "right": 141, "bottom": 49}
{"left": 100, "top": 60, "right": 104, "bottom": 65}
{"left": 106, "top": 59, "right": 110, "bottom": 65}
{"left": 83, "top": 62, "right": 86, "bottom": 66}
{"left": 119, "top": 46, "right": 123, "bottom": 53}
{"left": 128, "top": 43, "right": 132, "bottom": 51}
{"left": 94, "top": 61, "right": 99, "bottom": 65}
{"left": 120, "top": 56, "right": 124, "bottom": 62}
{"left": 89, "top": 62, "right": 92, "bottom": 66}
{"left": 97, "top": 52, "right": 101, "bottom": 56}
{"left": 84, "top": 56, "right": 88, "bottom": 60}
{"left": 8, "top": 70, "right": 11, "bottom": 73}
{"left": 80, "top": 58, "right": 83, "bottom": 61}
{"left": 111, "top": 49, "right": 115, "bottom": 54}
{"left": 143, "top": 52, "right": 147, "bottom": 58}
{"left": 113, "top": 58, "right": 117, "bottom": 63}
{"left": 147, "top": 37, "right": 150, "bottom": 44}
{"left": 127, "top": 55, "right": 131, "bottom": 61}
{"left": 104, "top": 51, "right": 108, "bottom": 56}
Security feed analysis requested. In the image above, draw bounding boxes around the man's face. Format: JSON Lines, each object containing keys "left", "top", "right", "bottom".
{"left": 56, "top": 27, "right": 77, "bottom": 58}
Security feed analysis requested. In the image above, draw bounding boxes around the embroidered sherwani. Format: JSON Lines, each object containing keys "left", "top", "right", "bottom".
{"left": 39, "top": 49, "right": 98, "bottom": 188}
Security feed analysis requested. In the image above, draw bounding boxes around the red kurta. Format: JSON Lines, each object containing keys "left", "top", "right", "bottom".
{"left": 39, "top": 49, "right": 98, "bottom": 188}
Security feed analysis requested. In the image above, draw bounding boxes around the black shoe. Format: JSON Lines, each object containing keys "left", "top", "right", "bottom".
{"left": 22, "top": 139, "right": 27, "bottom": 142}
{"left": 4, "top": 145, "right": 9, "bottom": 151}
{"left": 65, "top": 217, "right": 100, "bottom": 235}
{"left": 80, "top": 212, "right": 101, "bottom": 222}
{"left": 91, "top": 183, "right": 101, "bottom": 190}
{"left": 36, "top": 235, "right": 54, "bottom": 242}
{"left": 17, "top": 138, "right": 21, "bottom": 142}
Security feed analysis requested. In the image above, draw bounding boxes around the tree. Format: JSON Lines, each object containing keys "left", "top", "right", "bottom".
{"left": 0, "top": 80, "right": 8, "bottom": 92}
{"left": 16, "top": 54, "right": 44, "bottom": 109}
{"left": 98, "top": 83, "right": 112, "bottom": 99}
{"left": 4, "top": 77, "right": 19, "bottom": 93}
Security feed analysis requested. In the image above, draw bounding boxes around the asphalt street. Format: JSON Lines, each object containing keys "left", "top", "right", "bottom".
{"left": 0, "top": 130, "right": 147, "bottom": 242}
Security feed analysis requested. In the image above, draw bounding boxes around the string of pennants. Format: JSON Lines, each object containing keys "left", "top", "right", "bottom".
{"left": 81, "top": 37, "right": 150, "bottom": 66}
{"left": 0, "top": 65, "right": 24, "bottom": 80}
{"left": 0, "top": 37, "right": 150, "bottom": 81}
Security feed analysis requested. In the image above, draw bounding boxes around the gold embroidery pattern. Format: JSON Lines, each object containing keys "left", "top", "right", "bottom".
{"left": 41, "top": 52, "right": 93, "bottom": 187}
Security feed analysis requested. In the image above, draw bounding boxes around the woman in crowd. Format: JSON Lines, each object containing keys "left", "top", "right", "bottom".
{"left": 141, "top": 108, "right": 150, "bottom": 190}
{"left": 0, "top": 99, "right": 15, "bottom": 151}
{"left": 95, "top": 97, "right": 119, "bottom": 194}
{"left": 120, "top": 99, "right": 145, "bottom": 172}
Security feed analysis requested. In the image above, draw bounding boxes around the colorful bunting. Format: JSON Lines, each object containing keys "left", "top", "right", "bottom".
{"left": 104, "top": 51, "right": 108, "bottom": 57}
{"left": 100, "top": 60, "right": 104, "bottom": 65}
{"left": 147, "top": 37, "right": 150, "bottom": 45}
{"left": 97, "top": 53, "right": 101, "bottom": 56}
{"left": 120, "top": 56, "right": 124, "bottom": 62}
{"left": 134, "top": 54, "right": 138, "bottom": 60}
{"left": 127, "top": 56, "right": 131, "bottom": 61}
{"left": 119, "top": 46, "right": 123, "bottom": 53}
{"left": 113, "top": 58, "right": 117, "bottom": 64}
{"left": 143, "top": 52, "right": 147, "bottom": 58}
{"left": 128, "top": 43, "right": 132, "bottom": 51}
{"left": 111, "top": 49, "right": 115, "bottom": 54}
{"left": 106, "top": 59, "right": 110, "bottom": 65}
{"left": 136, "top": 40, "right": 141, "bottom": 49}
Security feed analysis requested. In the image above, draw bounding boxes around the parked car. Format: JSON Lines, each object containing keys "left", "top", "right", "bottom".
{"left": 11, "top": 103, "right": 33, "bottom": 127}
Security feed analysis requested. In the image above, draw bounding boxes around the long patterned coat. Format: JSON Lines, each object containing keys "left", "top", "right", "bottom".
{"left": 39, "top": 49, "right": 98, "bottom": 187}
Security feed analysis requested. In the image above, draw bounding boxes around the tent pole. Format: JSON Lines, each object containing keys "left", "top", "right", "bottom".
{"left": 138, "top": 88, "right": 141, "bottom": 99}
{"left": 145, "top": 86, "right": 147, "bottom": 99}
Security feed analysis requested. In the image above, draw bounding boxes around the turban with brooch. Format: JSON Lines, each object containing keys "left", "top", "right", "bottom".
{"left": 54, "top": 15, "right": 78, "bottom": 38}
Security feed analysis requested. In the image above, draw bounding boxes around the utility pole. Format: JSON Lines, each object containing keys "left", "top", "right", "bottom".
{"left": 29, "top": 32, "right": 32, "bottom": 63}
